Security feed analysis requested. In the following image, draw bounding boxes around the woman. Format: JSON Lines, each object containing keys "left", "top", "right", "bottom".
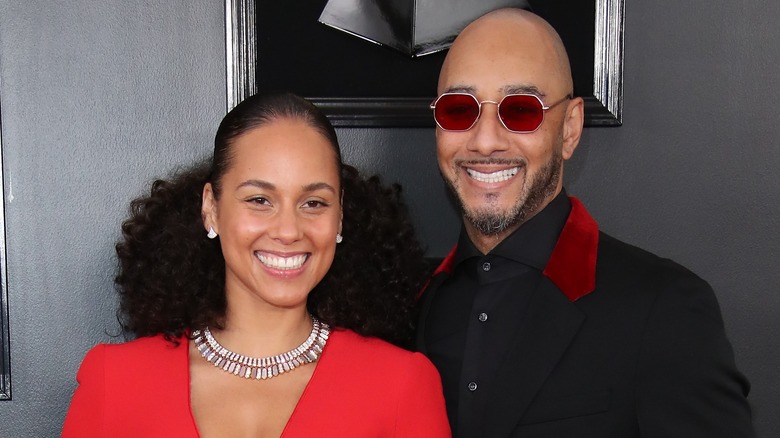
{"left": 62, "top": 92, "right": 450, "bottom": 437}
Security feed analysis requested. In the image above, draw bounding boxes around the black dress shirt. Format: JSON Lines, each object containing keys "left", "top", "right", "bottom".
{"left": 424, "top": 191, "right": 571, "bottom": 437}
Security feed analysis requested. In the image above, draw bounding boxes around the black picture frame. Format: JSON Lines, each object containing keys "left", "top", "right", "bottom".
{"left": 225, "top": 0, "right": 624, "bottom": 127}
{"left": 0, "top": 83, "right": 10, "bottom": 401}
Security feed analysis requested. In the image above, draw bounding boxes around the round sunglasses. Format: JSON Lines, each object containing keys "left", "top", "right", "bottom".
{"left": 430, "top": 92, "right": 572, "bottom": 133}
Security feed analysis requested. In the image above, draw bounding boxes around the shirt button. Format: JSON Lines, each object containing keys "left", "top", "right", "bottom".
{"left": 468, "top": 381, "right": 478, "bottom": 391}
{"left": 478, "top": 312, "right": 488, "bottom": 322}
{"left": 482, "top": 262, "right": 491, "bottom": 272}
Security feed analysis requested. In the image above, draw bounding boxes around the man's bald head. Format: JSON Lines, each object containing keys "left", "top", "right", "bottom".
{"left": 440, "top": 8, "right": 574, "bottom": 97}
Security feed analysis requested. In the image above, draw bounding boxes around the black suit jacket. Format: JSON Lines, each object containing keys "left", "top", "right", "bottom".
{"left": 417, "top": 197, "right": 754, "bottom": 437}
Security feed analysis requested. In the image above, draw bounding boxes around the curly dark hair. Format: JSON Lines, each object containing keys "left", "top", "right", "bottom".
{"left": 116, "top": 92, "right": 429, "bottom": 347}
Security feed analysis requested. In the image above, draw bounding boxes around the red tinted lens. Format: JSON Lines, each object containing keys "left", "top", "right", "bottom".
{"left": 498, "top": 95, "right": 544, "bottom": 132}
{"left": 434, "top": 94, "right": 480, "bottom": 130}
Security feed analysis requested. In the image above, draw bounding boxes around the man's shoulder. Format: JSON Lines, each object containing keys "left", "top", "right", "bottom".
{"left": 596, "top": 231, "right": 709, "bottom": 290}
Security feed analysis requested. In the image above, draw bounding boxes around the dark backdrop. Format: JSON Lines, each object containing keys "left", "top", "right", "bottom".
{"left": 255, "top": 0, "right": 594, "bottom": 99}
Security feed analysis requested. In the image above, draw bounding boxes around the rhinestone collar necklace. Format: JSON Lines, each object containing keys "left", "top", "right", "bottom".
{"left": 192, "top": 317, "right": 330, "bottom": 380}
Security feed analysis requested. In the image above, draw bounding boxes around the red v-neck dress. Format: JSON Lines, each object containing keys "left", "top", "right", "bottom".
{"left": 62, "top": 329, "right": 450, "bottom": 437}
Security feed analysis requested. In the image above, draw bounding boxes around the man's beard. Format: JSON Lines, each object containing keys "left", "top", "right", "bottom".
{"left": 444, "top": 146, "right": 562, "bottom": 236}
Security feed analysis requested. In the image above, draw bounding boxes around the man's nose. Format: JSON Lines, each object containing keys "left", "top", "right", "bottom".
{"left": 467, "top": 102, "right": 510, "bottom": 156}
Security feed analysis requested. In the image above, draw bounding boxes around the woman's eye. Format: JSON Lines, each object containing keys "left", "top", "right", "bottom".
{"left": 303, "top": 200, "right": 328, "bottom": 209}
{"left": 248, "top": 197, "right": 270, "bottom": 206}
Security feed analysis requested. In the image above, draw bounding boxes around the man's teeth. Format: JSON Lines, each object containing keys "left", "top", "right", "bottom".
{"left": 256, "top": 253, "right": 308, "bottom": 270}
{"left": 466, "top": 167, "right": 519, "bottom": 183}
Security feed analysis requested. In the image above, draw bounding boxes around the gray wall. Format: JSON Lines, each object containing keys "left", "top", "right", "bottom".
{"left": 0, "top": 1, "right": 226, "bottom": 435}
{"left": 0, "top": 1, "right": 778, "bottom": 437}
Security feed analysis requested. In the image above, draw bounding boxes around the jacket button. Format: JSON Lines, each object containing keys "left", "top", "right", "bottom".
{"left": 478, "top": 312, "right": 488, "bottom": 322}
{"left": 482, "top": 262, "right": 491, "bottom": 271}
{"left": 468, "top": 381, "right": 478, "bottom": 391}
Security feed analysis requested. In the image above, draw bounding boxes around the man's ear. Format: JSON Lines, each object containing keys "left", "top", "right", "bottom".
{"left": 202, "top": 183, "right": 218, "bottom": 233}
{"left": 561, "top": 97, "right": 585, "bottom": 160}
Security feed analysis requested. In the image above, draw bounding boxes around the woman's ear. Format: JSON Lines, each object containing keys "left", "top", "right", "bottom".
{"left": 202, "top": 183, "right": 218, "bottom": 233}
{"left": 339, "top": 190, "right": 344, "bottom": 234}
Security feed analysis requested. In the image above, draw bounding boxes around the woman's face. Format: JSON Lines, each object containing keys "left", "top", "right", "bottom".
{"left": 202, "top": 118, "right": 342, "bottom": 312}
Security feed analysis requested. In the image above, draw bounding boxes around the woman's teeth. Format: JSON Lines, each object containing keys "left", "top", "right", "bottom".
{"left": 256, "top": 253, "right": 308, "bottom": 270}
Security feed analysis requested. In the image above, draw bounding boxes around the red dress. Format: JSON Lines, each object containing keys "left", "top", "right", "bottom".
{"left": 62, "top": 329, "right": 450, "bottom": 437}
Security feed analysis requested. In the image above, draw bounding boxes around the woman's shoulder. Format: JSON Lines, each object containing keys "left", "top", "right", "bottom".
{"left": 309, "top": 329, "right": 446, "bottom": 428}
{"left": 328, "top": 329, "right": 434, "bottom": 370}
{"left": 66, "top": 335, "right": 196, "bottom": 435}
{"left": 82, "top": 334, "right": 187, "bottom": 371}
{"left": 75, "top": 334, "right": 190, "bottom": 402}
{"left": 103, "top": 333, "right": 184, "bottom": 352}
{"left": 284, "top": 331, "right": 448, "bottom": 435}
{"left": 330, "top": 329, "right": 406, "bottom": 353}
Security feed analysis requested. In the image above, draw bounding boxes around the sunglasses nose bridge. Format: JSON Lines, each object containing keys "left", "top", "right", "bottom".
{"left": 478, "top": 99, "right": 500, "bottom": 115}
{"left": 474, "top": 99, "right": 504, "bottom": 131}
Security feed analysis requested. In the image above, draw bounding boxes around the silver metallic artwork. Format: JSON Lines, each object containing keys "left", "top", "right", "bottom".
{"left": 593, "top": 0, "right": 623, "bottom": 125}
{"left": 0, "top": 70, "right": 10, "bottom": 401}
{"left": 317, "top": 0, "right": 531, "bottom": 57}
{"left": 226, "top": 0, "right": 258, "bottom": 111}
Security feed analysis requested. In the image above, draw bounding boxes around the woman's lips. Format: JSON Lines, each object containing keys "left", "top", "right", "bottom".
{"left": 255, "top": 252, "right": 309, "bottom": 270}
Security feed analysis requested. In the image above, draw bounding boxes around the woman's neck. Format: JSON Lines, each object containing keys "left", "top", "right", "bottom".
{"left": 212, "top": 301, "right": 313, "bottom": 358}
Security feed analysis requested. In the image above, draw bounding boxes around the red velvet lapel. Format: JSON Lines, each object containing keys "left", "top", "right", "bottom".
{"left": 432, "top": 245, "right": 457, "bottom": 276}
{"left": 542, "top": 197, "right": 598, "bottom": 301}
{"left": 422, "top": 196, "right": 599, "bottom": 302}
{"left": 416, "top": 245, "right": 458, "bottom": 300}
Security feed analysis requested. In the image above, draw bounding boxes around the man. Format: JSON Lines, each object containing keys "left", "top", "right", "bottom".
{"left": 416, "top": 8, "right": 755, "bottom": 437}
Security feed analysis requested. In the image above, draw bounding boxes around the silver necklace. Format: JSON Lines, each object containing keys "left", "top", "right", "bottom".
{"left": 192, "top": 317, "right": 330, "bottom": 380}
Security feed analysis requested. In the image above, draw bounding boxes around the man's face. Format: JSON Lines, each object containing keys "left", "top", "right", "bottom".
{"left": 435, "top": 15, "right": 578, "bottom": 249}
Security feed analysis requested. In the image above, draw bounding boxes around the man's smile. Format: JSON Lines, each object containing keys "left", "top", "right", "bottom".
{"left": 465, "top": 167, "right": 519, "bottom": 183}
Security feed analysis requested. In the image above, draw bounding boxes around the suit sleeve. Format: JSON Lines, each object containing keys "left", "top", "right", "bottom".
{"left": 393, "top": 352, "right": 451, "bottom": 437}
{"left": 61, "top": 344, "right": 107, "bottom": 437}
{"left": 636, "top": 272, "right": 755, "bottom": 437}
